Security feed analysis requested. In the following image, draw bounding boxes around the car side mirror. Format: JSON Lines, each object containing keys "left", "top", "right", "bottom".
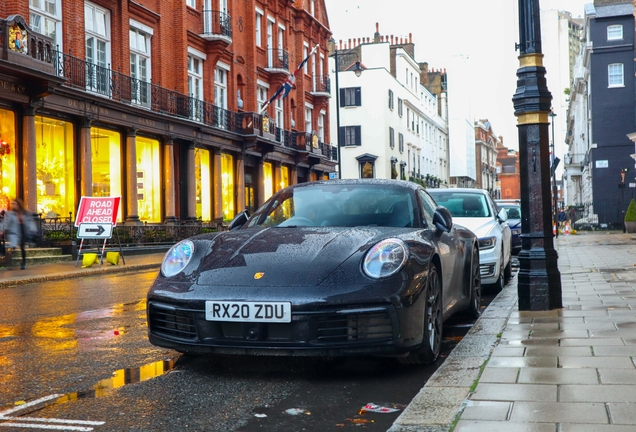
{"left": 228, "top": 210, "right": 250, "bottom": 230}
{"left": 497, "top": 208, "right": 508, "bottom": 223}
{"left": 433, "top": 206, "right": 453, "bottom": 233}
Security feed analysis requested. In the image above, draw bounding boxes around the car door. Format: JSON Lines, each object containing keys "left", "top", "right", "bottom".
{"left": 490, "top": 198, "right": 511, "bottom": 267}
{"left": 418, "top": 190, "right": 462, "bottom": 307}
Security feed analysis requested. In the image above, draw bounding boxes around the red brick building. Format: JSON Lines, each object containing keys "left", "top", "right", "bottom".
{"left": 497, "top": 144, "right": 521, "bottom": 200}
{"left": 0, "top": 0, "right": 335, "bottom": 224}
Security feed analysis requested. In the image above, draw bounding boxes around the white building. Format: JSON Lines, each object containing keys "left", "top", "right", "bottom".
{"left": 541, "top": 9, "right": 584, "bottom": 187}
{"left": 446, "top": 54, "right": 476, "bottom": 185}
{"left": 564, "top": 19, "right": 593, "bottom": 211}
{"left": 329, "top": 37, "right": 449, "bottom": 184}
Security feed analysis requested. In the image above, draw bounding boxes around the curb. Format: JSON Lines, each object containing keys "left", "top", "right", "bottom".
{"left": 388, "top": 281, "right": 518, "bottom": 432}
{"left": 0, "top": 262, "right": 161, "bottom": 289}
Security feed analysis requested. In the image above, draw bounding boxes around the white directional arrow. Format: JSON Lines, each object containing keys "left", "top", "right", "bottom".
{"left": 77, "top": 223, "right": 113, "bottom": 239}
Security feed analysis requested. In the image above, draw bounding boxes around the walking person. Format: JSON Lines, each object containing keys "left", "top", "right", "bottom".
{"left": 2, "top": 198, "right": 33, "bottom": 269}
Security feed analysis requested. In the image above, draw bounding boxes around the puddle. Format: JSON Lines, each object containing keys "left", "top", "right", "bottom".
{"left": 6, "top": 358, "right": 178, "bottom": 415}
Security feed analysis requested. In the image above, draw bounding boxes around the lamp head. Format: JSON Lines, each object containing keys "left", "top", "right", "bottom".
{"left": 353, "top": 61, "right": 363, "bottom": 77}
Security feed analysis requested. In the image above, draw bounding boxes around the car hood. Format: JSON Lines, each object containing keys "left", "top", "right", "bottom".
{"left": 451, "top": 217, "right": 498, "bottom": 238}
{"left": 193, "top": 227, "right": 392, "bottom": 287}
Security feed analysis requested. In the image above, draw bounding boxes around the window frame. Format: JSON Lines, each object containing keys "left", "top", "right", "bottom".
{"left": 339, "top": 125, "right": 361, "bottom": 147}
{"left": 608, "top": 63, "right": 624, "bottom": 87}
{"left": 607, "top": 24, "right": 623, "bottom": 41}
{"left": 340, "top": 87, "right": 361, "bottom": 107}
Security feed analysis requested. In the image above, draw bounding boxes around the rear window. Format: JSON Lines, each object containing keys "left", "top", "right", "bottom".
{"left": 429, "top": 192, "right": 491, "bottom": 218}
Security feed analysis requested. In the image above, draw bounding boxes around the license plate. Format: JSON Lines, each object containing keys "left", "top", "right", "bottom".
{"left": 205, "top": 301, "right": 292, "bottom": 323}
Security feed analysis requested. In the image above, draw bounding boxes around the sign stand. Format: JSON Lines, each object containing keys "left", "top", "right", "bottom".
{"left": 74, "top": 197, "right": 123, "bottom": 268}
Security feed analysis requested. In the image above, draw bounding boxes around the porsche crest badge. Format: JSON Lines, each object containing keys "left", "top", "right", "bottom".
{"left": 254, "top": 272, "right": 265, "bottom": 280}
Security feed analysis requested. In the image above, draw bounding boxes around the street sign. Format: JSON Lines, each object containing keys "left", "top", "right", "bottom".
{"left": 78, "top": 223, "right": 113, "bottom": 239}
{"left": 75, "top": 196, "right": 121, "bottom": 227}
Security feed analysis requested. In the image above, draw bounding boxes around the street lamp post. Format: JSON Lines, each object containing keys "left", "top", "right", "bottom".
{"left": 549, "top": 110, "right": 558, "bottom": 238}
{"left": 512, "top": 0, "right": 562, "bottom": 310}
{"left": 620, "top": 168, "right": 628, "bottom": 232}
{"left": 331, "top": 48, "right": 362, "bottom": 179}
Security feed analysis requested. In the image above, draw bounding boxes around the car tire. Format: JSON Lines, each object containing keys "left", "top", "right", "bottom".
{"left": 398, "top": 264, "right": 443, "bottom": 366}
{"left": 467, "top": 245, "right": 481, "bottom": 318}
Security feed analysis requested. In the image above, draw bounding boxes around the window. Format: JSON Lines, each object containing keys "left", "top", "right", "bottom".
{"left": 266, "top": 18, "right": 274, "bottom": 67}
{"left": 418, "top": 190, "right": 437, "bottom": 227}
{"left": 398, "top": 98, "right": 403, "bottom": 117}
{"left": 340, "top": 87, "right": 361, "bottom": 107}
{"left": 214, "top": 65, "right": 229, "bottom": 128}
{"left": 318, "top": 112, "right": 325, "bottom": 142}
{"left": 30, "top": 0, "right": 62, "bottom": 51}
{"left": 340, "top": 126, "right": 361, "bottom": 146}
{"left": 85, "top": 2, "right": 110, "bottom": 94}
{"left": 389, "top": 127, "right": 395, "bottom": 149}
{"left": 275, "top": 98, "right": 284, "bottom": 130}
{"left": 186, "top": 0, "right": 196, "bottom": 7}
{"left": 255, "top": 10, "right": 262, "bottom": 47}
{"left": 305, "top": 105, "right": 313, "bottom": 133}
{"left": 310, "top": 0, "right": 315, "bottom": 16}
{"left": 399, "top": 133, "right": 404, "bottom": 153}
{"left": 607, "top": 24, "right": 623, "bottom": 40}
{"left": 608, "top": 63, "right": 624, "bottom": 87}
{"left": 130, "top": 26, "right": 151, "bottom": 107}
{"left": 388, "top": 89, "right": 394, "bottom": 110}
{"left": 257, "top": 84, "right": 268, "bottom": 112}
{"left": 188, "top": 50, "right": 204, "bottom": 120}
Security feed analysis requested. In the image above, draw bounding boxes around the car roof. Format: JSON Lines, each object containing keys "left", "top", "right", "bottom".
{"left": 427, "top": 188, "right": 488, "bottom": 195}
{"left": 289, "top": 179, "right": 422, "bottom": 192}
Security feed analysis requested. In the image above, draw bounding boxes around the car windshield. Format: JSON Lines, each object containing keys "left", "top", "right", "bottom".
{"left": 429, "top": 192, "right": 491, "bottom": 218}
{"left": 500, "top": 205, "right": 521, "bottom": 219}
{"left": 246, "top": 184, "right": 416, "bottom": 228}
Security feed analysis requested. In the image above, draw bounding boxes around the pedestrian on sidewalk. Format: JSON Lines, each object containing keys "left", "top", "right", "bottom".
{"left": 2, "top": 198, "right": 35, "bottom": 269}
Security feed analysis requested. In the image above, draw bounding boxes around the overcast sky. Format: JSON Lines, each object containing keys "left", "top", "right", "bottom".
{"left": 324, "top": 0, "right": 591, "bottom": 150}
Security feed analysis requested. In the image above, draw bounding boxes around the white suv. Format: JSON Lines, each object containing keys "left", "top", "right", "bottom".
{"left": 428, "top": 188, "right": 512, "bottom": 291}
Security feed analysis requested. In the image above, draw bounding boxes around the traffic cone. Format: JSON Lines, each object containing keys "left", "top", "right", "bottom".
{"left": 553, "top": 223, "right": 557, "bottom": 235}
{"left": 564, "top": 221, "right": 570, "bottom": 235}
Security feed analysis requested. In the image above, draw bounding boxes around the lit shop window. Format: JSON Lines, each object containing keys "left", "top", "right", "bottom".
{"left": 263, "top": 162, "right": 273, "bottom": 201}
{"left": 0, "top": 109, "right": 16, "bottom": 212}
{"left": 221, "top": 153, "right": 234, "bottom": 221}
{"left": 281, "top": 165, "right": 289, "bottom": 189}
{"left": 35, "top": 116, "right": 75, "bottom": 218}
{"left": 90, "top": 127, "right": 122, "bottom": 222}
{"left": 195, "top": 148, "right": 211, "bottom": 221}
{"left": 136, "top": 136, "right": 161, "bottom": 222}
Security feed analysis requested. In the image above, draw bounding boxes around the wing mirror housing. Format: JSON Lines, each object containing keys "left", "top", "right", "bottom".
{"left": 228, "top": 210, "right": 250, "bottom": 230}
{"left": 433, "top": 206, "right": 453, "bottom": 233}
{"left": 497, "top": 208, "right": 508, "bottom": 223}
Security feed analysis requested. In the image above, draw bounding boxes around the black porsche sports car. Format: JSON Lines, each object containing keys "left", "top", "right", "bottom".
{"left": 147, "top": 179, "right": 480, "bottom": 365}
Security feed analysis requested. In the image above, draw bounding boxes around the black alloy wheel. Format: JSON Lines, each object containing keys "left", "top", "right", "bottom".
{"left": 398, "top": 264, "right": 443, "bottom": 365}
{"left": 467, "top": 245, "right": 482, "bottom": 318}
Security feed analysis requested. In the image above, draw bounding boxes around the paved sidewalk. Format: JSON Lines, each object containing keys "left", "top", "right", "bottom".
{"left": 0, "top": 252, "right": 165, "bottom": 289}
{"left": 390, "top": 231, "right": 636, "bottom": 432}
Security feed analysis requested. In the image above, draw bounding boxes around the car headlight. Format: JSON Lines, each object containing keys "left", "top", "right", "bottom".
{"left": 478, "top": 236, "right": 497, "bottom": 250}
{"left": 363, "top": 238, "right": 408, "bottom": 279}
{"left": 161, "top": 240, "right": 195, "bottom": 277}
{"left": 512, "top": 229, "right": 521, "bottom": 235}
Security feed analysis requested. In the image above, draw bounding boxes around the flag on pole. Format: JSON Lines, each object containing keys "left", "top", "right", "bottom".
{"left": 259, "top": 44, "right": 319, "bottom": 115}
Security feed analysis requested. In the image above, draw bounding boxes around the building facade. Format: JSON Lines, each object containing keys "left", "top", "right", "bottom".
{"left": 328, "top": 28, "right": 449, "bottom": 185}
{"left": 0, "top": 0, "right": 336, "bottom": 224}
{"left": 497, "top": 145, "right": 520, "bottom": 201}
{"left": 586, "top": 0, "right": 635, "bottom": 227}
{"left": 474, "top": 119, "right": 501, "bottom": 198}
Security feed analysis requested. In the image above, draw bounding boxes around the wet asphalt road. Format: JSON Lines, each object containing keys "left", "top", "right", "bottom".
{"left": 0, "top": 261, "right": 514, "bottom": 431}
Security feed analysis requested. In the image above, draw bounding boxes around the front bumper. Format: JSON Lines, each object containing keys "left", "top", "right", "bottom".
{"left": 478, "top": 247, "right": 500, "bottom": 285}
{"left": 147, "top": 300, "right": 416, "bottom": 357}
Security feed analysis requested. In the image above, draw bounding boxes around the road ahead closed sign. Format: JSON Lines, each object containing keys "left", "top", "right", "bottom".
{"left": 75, "top": 196, "right": 121, "bottom": 227}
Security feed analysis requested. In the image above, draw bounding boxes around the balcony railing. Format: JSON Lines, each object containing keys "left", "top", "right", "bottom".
{"left": 49, "top": 50, "right": 336, "bottom": 162}
{"left": 313, "top": 75, "right": 331, "bottom": 94}
{"left": 266, "top": 48, "right": 289, "bottom": 71}
{"left": 202, "top": 10, "right": 232, "bottom": 39}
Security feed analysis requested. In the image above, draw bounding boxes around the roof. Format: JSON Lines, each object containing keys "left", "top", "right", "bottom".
{"left": 594, "top": 2, "right": 633, "bottom": 17}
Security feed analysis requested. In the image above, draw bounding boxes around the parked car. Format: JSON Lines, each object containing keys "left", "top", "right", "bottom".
{"left": 428, "top": 188, "right": 512, "bottom": 291}
{"left": 147, "top": 179, "right": 481, "bottom": 365}
{"left": 495, "top": 200, "right": 521, "bottom": 254}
